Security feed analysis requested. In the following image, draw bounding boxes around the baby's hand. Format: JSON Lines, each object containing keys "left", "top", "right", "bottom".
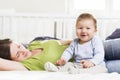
{"left": 56, "top": 58, "right": 66, "bottom": 66}
{"left": 81, "top": 60, "right": 95, "bottom": 68}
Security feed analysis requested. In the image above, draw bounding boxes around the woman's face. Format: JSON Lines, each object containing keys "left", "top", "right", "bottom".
{"left": 10, "top": 42, "right": 32, "bottom": 61}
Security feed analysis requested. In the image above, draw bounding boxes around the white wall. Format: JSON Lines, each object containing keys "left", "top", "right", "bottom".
{"left": 0, "top": 0, "right": 66, "bottom": 14}
{"left": 0, "top": 0, "right": 120, "bottom": 43}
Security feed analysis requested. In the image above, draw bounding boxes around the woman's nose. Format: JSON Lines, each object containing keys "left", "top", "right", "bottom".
{"left": 19, "top": 51, "right": 26, "bottom": 55}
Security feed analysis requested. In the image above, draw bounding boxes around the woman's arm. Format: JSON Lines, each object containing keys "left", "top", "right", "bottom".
{"left": 0, "top": 58, "right": 28, "bottom": 71}
{"left": 59, "top": 40, "right": 73, "bottom": 45}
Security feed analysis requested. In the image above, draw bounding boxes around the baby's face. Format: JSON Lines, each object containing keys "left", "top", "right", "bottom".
{"left": 76, "top": 19, "right": 97, "bottom": 44}
{"left": 10, "top": 42, "right": 32, "bottom": 61}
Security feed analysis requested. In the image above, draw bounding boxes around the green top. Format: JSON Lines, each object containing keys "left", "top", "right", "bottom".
{"left": 21, "top": 40, "right": 68, "bottom": 70}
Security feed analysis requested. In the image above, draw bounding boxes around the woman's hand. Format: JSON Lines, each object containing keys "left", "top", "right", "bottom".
{"left": 81, "top": 60, "right": 95, "bottom": 68}
{"left": 56, "top": 58, "right": 66, "bottom": 66}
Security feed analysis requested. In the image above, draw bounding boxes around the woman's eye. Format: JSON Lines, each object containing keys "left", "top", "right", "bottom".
{"left": 16, "top": 51, "right": 22, "bottom": 58}
{"left": 16, "top": 52, "right": 20, "bottom": 58}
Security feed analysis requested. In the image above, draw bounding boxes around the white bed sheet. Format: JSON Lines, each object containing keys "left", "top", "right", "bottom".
{"left": 0, "top": 71, "right": 119, "bottom": 80}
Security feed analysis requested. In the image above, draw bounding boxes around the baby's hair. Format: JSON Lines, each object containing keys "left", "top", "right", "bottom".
{"left": 0, "top": 38, "right": 12, "bottom": 60}
{"left": 76, "top": 13, "right": 97, "bottom": 28}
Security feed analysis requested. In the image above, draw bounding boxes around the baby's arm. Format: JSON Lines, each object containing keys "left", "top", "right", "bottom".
{"left": 0, "top": 58, "right": 28, "bottom": 71}
{"left": 89, "top": 37, "right": 105, "bottom": 65}
{"left": 57, "top": 40, "right": 75, "bottom": 66}
{"left": 56, "top": 58, "right": 66, "bottom": 66}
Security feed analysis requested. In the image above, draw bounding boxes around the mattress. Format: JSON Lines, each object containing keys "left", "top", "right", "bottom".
{"left": 0, "top": 71, "right": 119, "bottom": 80}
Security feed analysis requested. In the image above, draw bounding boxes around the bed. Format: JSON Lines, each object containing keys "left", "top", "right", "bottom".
{"left": 1, "top": 37, "right": 120, "bottom": 79}
{"left": 23, "top": 36, "right": 120, "bottom": 73}
{"left": 0, "top": 71, "right": 120, "bottom": 80}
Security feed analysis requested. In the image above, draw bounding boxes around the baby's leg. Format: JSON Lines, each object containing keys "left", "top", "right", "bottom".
{"left": 78, "top": 65, "right": 108, "bottom": 74}
{"left": 68, "top": 63, "right": 83, "bottom": 74}
{"left": 44, "top": 62, "right": 59, "bottom": 72}
{"left": 59, "top": 62, "right": 74, "bottom": 72}
{"left": 44, "top": 62, "right": 74, "bottom": 72}
{"left": 68, "top": 65, "right": 108, "bottom": 74}
{"left": 59, "top": 62, "right": 83, "bottom": 73}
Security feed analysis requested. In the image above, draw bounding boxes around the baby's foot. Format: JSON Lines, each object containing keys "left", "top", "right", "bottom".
{"left": 44, "top": 62, "right": 59, "bottom": 72}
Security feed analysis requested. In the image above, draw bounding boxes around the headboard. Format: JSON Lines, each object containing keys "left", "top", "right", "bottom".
{"left": 0, "top": 13, "right": 120, "bottom": 43}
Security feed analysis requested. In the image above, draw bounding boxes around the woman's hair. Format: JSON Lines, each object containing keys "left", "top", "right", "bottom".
{"left": 0, "top": 39, "right": 12, "bottom": 60}
{"left": 76, "top": 13, "right": 97, "bottom": 29}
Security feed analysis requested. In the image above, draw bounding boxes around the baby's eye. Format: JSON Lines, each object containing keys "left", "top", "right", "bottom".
{"left": 87, "top": 28, "right": 90, "bottom": 29}
{"left": 77, "top": 27, "right": 82, "bottom": 29}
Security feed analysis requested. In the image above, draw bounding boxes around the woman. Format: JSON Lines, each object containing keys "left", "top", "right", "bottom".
{"left": 0, "top": 38, "right": 71, "bottom": 70}
{"left": 0, "top": 39, "right": 42, "bottom": 61}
